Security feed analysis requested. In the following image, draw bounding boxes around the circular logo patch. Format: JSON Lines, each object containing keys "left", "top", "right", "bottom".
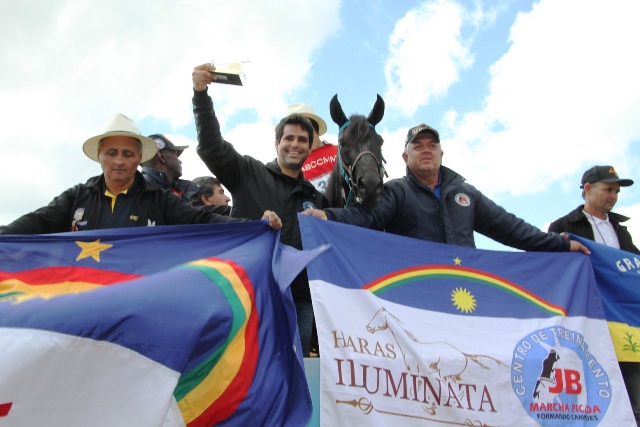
{"left": 455, "top": 193, "right": 471, "bottom": 206}
{"left": 511, "top": 327, "right": 611, "bottom": 425}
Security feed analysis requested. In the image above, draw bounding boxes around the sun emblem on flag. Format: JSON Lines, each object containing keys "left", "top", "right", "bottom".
{"left": 451, "top": 287, "right": 476, "bottom": 313}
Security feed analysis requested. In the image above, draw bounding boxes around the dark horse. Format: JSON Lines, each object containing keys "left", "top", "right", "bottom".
{"left": 324, "top": 94, "right": 387, "bottom": 208}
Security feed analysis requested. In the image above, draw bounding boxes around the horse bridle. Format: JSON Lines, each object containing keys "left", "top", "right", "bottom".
{"left": 337, "top": 120, "right": 388, "bottom": 207}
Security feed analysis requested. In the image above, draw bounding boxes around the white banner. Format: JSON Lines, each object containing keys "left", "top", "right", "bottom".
{"left": 311, "top": 282, "right": 632, "bottom": 426}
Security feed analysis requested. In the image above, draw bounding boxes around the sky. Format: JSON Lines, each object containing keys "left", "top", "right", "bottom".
{"left": 2, "top": 0, "right": 639, "bottom": 251}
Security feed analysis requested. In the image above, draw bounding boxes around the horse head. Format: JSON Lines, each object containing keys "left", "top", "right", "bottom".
{"left": 327, "top": 94, "right": 386, "bottom": 208}
{"left": 366, "top": 307, "right": 390, "bottom": 333}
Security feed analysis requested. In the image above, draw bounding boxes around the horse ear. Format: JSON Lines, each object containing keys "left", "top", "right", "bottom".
{"left": 329, "top": 94, "right": 348, "bottom": 127}
{"left": 367, "top": 94, "right": 385, "bottom": 126}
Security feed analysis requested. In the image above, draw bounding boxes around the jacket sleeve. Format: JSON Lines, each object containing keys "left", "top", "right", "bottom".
{"left": 0, "top": 186, "right": 77, "bottom": 234}
{"left": 193, "top": 89, "right": 250, "bottom": 193}
{"left": 473, "top": 189, "right": 570, "bottom": 252}
{"left": 547, "top": 218, "right": 565, "bottom": 234}
{"left": 325, "top": 184, "right": 398, "bottom": 230}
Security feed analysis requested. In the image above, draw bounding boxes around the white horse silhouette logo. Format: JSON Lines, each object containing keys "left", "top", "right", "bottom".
{"left": 366, "top": 307, "right": 506, "bottom": 381}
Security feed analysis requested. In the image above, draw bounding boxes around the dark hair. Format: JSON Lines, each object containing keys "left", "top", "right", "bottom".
{"left": 190, "top": 176, "right": 222, "bottom": 205}
{"left": 275, "top": 113, "right": 313, "bottom": 143}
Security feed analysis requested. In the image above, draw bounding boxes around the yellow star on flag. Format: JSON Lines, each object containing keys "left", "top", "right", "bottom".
{"left": 453, "top": 257, "right": 462, "bottom": 265}
{"left": 75, "top": 240, "right": 113, "bottom": 262}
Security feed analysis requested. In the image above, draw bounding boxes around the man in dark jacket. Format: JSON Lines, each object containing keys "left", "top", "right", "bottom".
{"left": 192, "top": 63, "right": 329, "bottom": 356}
{"left": 1, "top": 113, "right": 281, "bottom": 234}
{"left": 141, "top": 134, "right": 199, "bottom": 202}
{"left": 549, "top": 165, "right": 639, "bottom": 425}
{"left": 304, "top": 123, "right": 588, "bottom": 253}
{"left": 190, "top": 176, "right": 232, "bottom": 216}
{"left": 549, "top": 166, "right": 638, "bottom": 252}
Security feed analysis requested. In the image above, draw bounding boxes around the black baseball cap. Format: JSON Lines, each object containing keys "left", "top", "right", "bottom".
{"left": 148, "top": 134, "right": 188, "bottom": 157}
{"left": 580, "top": 166, "right": 634, "bottom": 188}
{"left": 405, "top": 124, "right": 440, "bottom": 146}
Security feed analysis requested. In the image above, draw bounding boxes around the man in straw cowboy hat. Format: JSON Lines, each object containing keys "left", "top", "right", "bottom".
{"left": 1, "top": 113, "right": 281, "bottom": 234}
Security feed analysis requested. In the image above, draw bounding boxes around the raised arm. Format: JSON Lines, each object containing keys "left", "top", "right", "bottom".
{"left": 192, "top": 63, "right": 249, "bottom": 193}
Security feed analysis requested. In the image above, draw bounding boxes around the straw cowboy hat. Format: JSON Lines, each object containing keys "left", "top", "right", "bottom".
{"left": 82, "top": 113, "right": 158, "bottom": 163}
{"left": 285, "top": 103, "right": 327, "bottom": 136}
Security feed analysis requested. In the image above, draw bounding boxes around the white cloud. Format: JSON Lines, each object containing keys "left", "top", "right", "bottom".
{"left": 383, "top": 0, "right": 500, "bottom": 116}
{"left": 444, "top": 0, "right": 640, "bottom": 198}
{"left": 0, "top": 0, "right": 340, "bottom": 225}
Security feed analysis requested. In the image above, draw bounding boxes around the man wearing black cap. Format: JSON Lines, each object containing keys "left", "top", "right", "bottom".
{"left": 304, "top": 123, "right": 589, "bottom": 253}
{"left": 549, "top": 166, "right": 639, "bottom": 424}
{"left": 549, "top": 166, "right": 638, "bottom": 252}
{"left": 141, "top": 134, "right": 199, "bottom": 202}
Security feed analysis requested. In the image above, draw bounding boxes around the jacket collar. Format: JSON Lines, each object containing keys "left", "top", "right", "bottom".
{"left": 86, "top": 171, "right": 150, "bottom": 193}
{"left": 569, "top": 204, "right": 631, "bottom": 224}
{"left": 406, "top": 165, "right": 465, "bottom": 190}
{"left": 266, "top": 159, "right": 316, "bottom": 191}
{"left": 141, "top": 167, "right": 172, "bottom": 187}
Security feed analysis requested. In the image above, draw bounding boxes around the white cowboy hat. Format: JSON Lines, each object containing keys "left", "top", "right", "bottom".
{"left": 285, "top": 103, "right": 327, "bottom": 136}
{"left": 82, "top": 113, "right": 158, "bottom": 163}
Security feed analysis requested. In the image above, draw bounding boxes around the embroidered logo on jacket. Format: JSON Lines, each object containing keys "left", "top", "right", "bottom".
{"left": 455, "top": 193, "right": 471, "bottom": 207}
{"left": 71, "top": 208, "right": 85, "bottom": 231}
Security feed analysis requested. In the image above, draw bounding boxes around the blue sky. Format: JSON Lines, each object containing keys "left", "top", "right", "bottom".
{"left": 2, "top": 0, "right": 639, "bottom": 251}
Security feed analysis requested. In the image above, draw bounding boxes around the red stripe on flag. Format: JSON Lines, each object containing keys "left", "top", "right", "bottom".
{"left": 0, "top": 266, "right": 140, "bottom": 285}
{"left": 0, "top": 402, "right": 12, "bottom": 417}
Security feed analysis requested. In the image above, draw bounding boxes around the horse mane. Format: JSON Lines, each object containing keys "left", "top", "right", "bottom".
{"left": 341, "top": 115, "right": 373, "bottom": 145}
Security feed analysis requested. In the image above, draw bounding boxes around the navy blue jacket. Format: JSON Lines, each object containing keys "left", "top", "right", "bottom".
{"left": 326, "top": 166, "right": 569, "bottom": 251}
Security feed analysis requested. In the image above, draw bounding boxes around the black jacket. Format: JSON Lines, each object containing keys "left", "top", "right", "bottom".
{"left": 1, "top": 172, "right": 238, "bottom": 234}
{"left": 326, "top": 166, "right": 569, "bottom": 251}
{"left": 193, "top": 88, "right": 328, "bottom": 300}
{"left": 192, "top": 203, "right": 233, "bottom": 216}
{"left": 141, "top": 167, "right": 199, "bottom": 202}
{"left": 548, "top": 205, "right": 639, "bottom": 254}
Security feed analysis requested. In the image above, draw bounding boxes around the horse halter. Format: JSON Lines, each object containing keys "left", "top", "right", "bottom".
{"left": 337, "top": 120, "right": 388, "bottom": 207}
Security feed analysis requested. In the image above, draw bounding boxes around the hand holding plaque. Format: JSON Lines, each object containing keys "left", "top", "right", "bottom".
{"left": 208, "top": 62, "right": 246, "bottom": 86}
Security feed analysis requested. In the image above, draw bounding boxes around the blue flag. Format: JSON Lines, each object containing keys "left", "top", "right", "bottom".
{"left": 570, "top": 235, "right": 640, "bottom": 363}
{"left": 299, "top": 215, "right": 634, "bottom": 426}
{"left": 0, "top": 222, "right": 312, "bottom": 426}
